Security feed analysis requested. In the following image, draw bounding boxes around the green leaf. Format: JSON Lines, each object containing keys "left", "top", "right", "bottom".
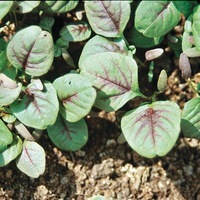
{"left": 7, "top": 25, "right": 54, "bottom": 77}
{"left": 60, "top": 20, "right": 91, "bottom": 42}
{"left": 0, "top": 51, "right": 17, "bottom": 80}
{"left": 0, "top": 135, "right": 22, "bottom": 167}
{"left": 181, "top": 98, "right": 200, "bottom": 138}
{"left": 39, "top": 16, "right": 55, "bottom": 33}
{"left": 0, "top": 119, "right": 13, "bottom": 152}
{"left": 53, "top": 73, "right": 96, "bottom": 122}
{"left": 135, "top": 1, "right": 181, "bottom": 38}
{"left": 173, "top": 1, "right": 197, "bottom": 17}
{"left": 14, "top": 1, "right": 40, "bottom": 13}
{"left": 10, "top": 80, "right": 59, "bottom": 130}
{"left": 79, "top": 35, "right": 130, "bottom": 69}
{"left": 0, "top": 38, "right": 7, "bottom": 51}
{"left": 0, "top": 73, "right": 22, "bottom": 106}
{"left": 47, "top": 114, "right": 88, "bottom": 151}
{"left": 0, "top": 1, "right": 13, "bottom": 20}
{"left": 126, "top": 26, "right": 163, "bottom": 48}
{"left": 40, "top": 0, "right": 78, "bottom": 14}
{"left": 16, "top": 141, "right": 45, "bottom": 178}
{"left": 85, "top": 1, "right": 130, "bottom": 37}
{"left": 80, "top": 52, "right": 142, "bottom": 112}
{"left": 183, "top": 47, "right": 200, "bottom": 57}
{"left": 121, "top": 101, "right": 181, "bottom": 158}
{"left": 192, "top": 5, "right": 200, "bottom": 51}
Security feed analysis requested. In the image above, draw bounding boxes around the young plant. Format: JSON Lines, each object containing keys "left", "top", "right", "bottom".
{"left": 0, "top": 0, "right": 199, "bottom": 178}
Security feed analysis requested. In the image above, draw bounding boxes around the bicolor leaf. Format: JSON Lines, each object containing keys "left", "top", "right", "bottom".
{"left": 7, "top": 25, "right": 54, "bottom": 77}
{"left": 47, "top": 114, "right": 88, "bottom": 151}
{"left": 81, "top": 52, "right": 142, "bottom": 111}
{"left": 16, "top": 141, "right": 45, "bottom": 178}
{"left": 85, "top": 1, "right": 130, "bottom": 37}
{"left": 135, "top": 1, "right": 181, "bottom": 38}
{"left": 10, "top": 81, "right": 59, "bottom": 130}
{"left": 53, "top": 73, "right": 96, "bottom": 122}
{"left": 121, "top": 101, "right": 181, "bottom": 158}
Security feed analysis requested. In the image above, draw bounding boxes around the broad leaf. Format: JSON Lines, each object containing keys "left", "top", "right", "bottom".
{"left": 135, "top": 1, "right": 181, "bottom": 38}
{"left": 85, "top": 1, "right": 130, "bottom": 37}
{"left": 126, "top": 26, "right": 163, "bottom": 48}
{"left": 0, "top": 1, "right": 13, "bottom": 20}
{"left": 10, "top": 80, "right": 59, "bottom": 130}
{"left": 53, "top": 73, "right": 96, "bottom": 122}
{"left": 0, "top": 73, "right": 22, "bottom": 106}
{"left": 192, "top": 5, "right": 200, "bottom": 51}
{"left": 0, "top": 135, "right": 22, "bottom": 167}
{"left": 16, "top": 141, "right": 45, "bottom": 178}
{"left": 60, "top": 20, "right": 91, "bottom": 42}
{"left": 0, "top": 119, "right": 13, "bottom": 152}
{"left": 47, "top": 115, "right": 88, "bottom": 151}
{"left": 80, "top": 52, "right": 142, "bottom": 111}
{"left": 14, "top": 1, "right": 40, "bottom": 13}
{"left": 7, "top": 25, "right": 54, "bottom": 77}
{"left": 79, "top": 35, "right": 129, "bottom": 68}
{"left": 40, "top": 0, "right": 78, "bottom": 14}
{"left": 121, "top": 101, "right": 181, "bottom": 158}
{"left": 181, "top": 98, "right": 200, "bottom": 138}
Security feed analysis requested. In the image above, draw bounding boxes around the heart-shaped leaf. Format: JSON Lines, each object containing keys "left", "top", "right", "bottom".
{"left": 85, "top": 1, "right": 130, "bottom": 37}
{"left": 0, "top": 135, "right": 22, "bottom": 167}
{"left": 60, "top": 20, "right": 91, "bottom": 42}
{"left": 16, "top": 141, "right": 45, "bottom": 178}
{"left": 39, "top": 1, "right": 78, "bottom": 14}
{"left": 10, "top": 80, "right": 59, "bottom": 130}
{"left": 53, "top": 73, "right": 96, "bottom": 122}
{"left": 181, "top": 98, "right": 200, "bottom": 138}
{"left": 121, "top": 101, "right": 181, "bottom": 158}
{"left": 47, "top": 114, "right": 88, "bottom": 151}
{"left": 135, "top": 1, "right": 181, "bottom": 38}
{"left": 0, "top": 119, "right": 13, "bottom": 152}
{"left": 79, "top": 35, "right": 129, "bottom": 68}
{"left": 7, "top": 25, "right": 54, "bottom": 77}
{"left": 0, "top": 1, "right": 13, "bottom": 20}
{"left": 0, "top": 73, "right": 22, "bottom": 106}
{"left": 14, "top": 1, "right": 41, "bottom": 13}
{"left": 80, "top": 52, "right": 142, "bottom": 111}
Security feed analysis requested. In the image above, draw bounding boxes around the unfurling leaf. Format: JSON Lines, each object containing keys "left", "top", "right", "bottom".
{"left": 145, "top": 48, "right": 164, "bottom": 61}
{"left": 179, "top": 53, "right": 191, "bottom": 79}
{"left": 157, "top": 70, "right": 168, "bottom": 92}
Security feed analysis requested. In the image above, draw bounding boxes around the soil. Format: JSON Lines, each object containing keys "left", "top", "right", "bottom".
{"left": 0, "top": 8, "right": 200, "bottom": 200}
